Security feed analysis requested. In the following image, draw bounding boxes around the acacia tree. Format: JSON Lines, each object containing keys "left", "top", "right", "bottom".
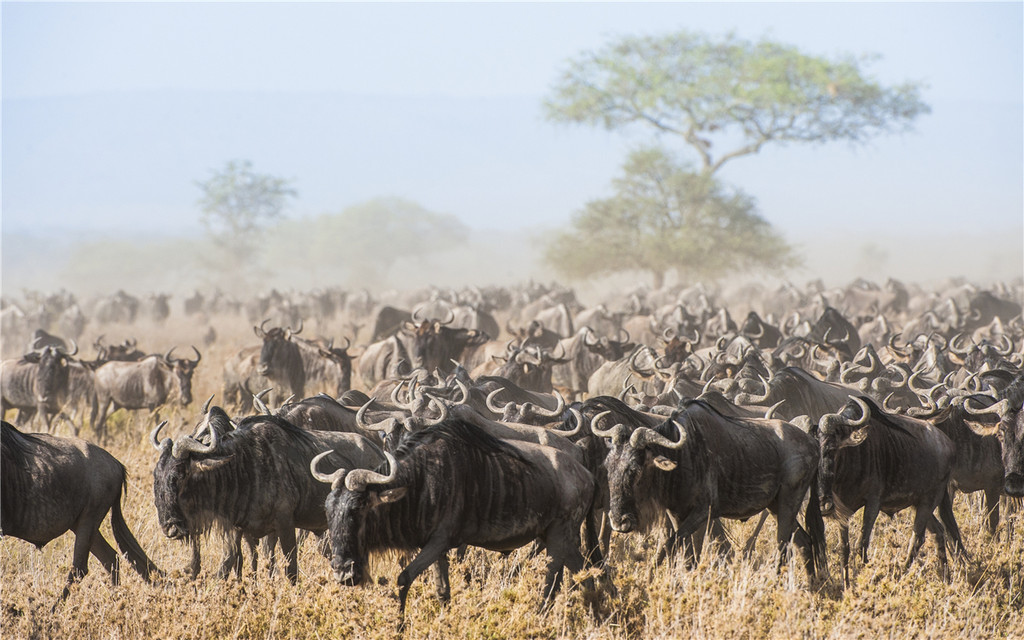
{"left": 542, "top": 31, "right": 929, "bottom": 285}
{"left": 544, "top": 31, "right": 930, "bottom": 177}
{"left": 196, "top": 160, "right": 297, "bottom": 288}
{"left": 544, "top": 148, "right": 796, "bottom": 288}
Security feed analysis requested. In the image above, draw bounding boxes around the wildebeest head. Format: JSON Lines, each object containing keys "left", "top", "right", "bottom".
{"left": 163, "top": 346, "right": 201, "bottom": 406}
{"left": 400, "top": 305, "right": 487, "bottom": 375}
{"left": 960, "top": 383, "right": 1024, "bottom": 497}
{"left": 23, "top": 341, "right": 77, "bottom": 408}
{"left": 150, "top": 408, "right": 222, "bottom": 541}
{"left": 594, "top": 409, "right": 688, "bottom": 534}
{"left": 313, "top": 450, "right": 402, "bottom": 586}
{"left": 255, "top": 318, "right": 303, "bottom": 376}
{"left": 815, "top": 396, "right": 871, "bottom": 517}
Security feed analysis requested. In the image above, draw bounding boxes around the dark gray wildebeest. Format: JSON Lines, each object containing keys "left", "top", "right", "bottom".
{"left": 254, "top": 319, "right": 354, "bottom": 399}
{"left": 0, "top": 341, "right": 78, "bottom": 432}
{"left": 816, "top": 396, "right": 967, "bottom": 587}
{"left": 594, "top": 399, "right": 827, "bottom": 582}
{"left": 151, "top": 406, "right": 385, "bottom": 583}
{"left": 357, "top": 311, "right": 490, "bottom": 388}
{"left": 314, "top": 418, "right": 597, "bottom": 629}
{"left": 957, "top": 373, "right": 1024, "bottom": 500}
{"left": 92, "top": 346, "right": 201, "bottom": 442}
{"left": 1, "top": 421, "right": 160, "bottom": 607}
{"left": 907, "top": 394, "right": 1006, "bottom": 535}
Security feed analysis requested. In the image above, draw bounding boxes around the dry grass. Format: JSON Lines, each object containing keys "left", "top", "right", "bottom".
{"left": 3, "top": 316, "right": 1023, "bottom": 639}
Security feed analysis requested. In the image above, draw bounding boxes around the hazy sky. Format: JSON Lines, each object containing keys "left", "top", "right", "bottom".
{"left": 3, "top": 2, "right": 1022, "bottom": 241}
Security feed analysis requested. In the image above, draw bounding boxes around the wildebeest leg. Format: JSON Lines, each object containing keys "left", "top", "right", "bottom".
{"left": 922, "top": 514, "right": 949, "bottom": 581}
{"left": 95, "top": 398, "right": 112, "bottom": 443}
{"left": 984, "top": 488, "right": 1001, "bottom": 538}
{"left": 89, "top": 531, "right": 121, "bottom": 585}
{"left": 260, "top": 534, "right": 277, "bottom": 578}
{"left": 857, "top": 498, "right": 881, "bottom": 565}
{"left": 937, "top": 489, "right": 969, "bottom": 562}
{"left": 541, "top": 524, "right": 586, "bottom": 610}
{"left": 839, "top": 524, "right": 851, "bottom": 589}
{"left": 279, "top": 527, "right": 298, "bottom": 584}
{"left": 902, "top": 505, "right": 935, "bottom": 573}
{"left": 789, "top": 524, "right": 817, "bottom": 581}
{"left": 396, "top": 537, "right": 451, "bottom": 626}
{"left": 743, "top": 511, "right": 770, "bottom": 558}
{"left": 433, "top": 552, "right": 451, "bottom": 604}
{"left": 583, "top": 511, "right": 603, "bottom": 568}
{"left": 57, "top": 522, "right": 99, "bottom": 608}
{"left": 15, "top": 407, "right": 35, "bottom": 427}
{"left": 216, "top": 530, "right": 243, "bottom": 579}
{"left": 188, "top": 537, "right": 201, "bottom": 579}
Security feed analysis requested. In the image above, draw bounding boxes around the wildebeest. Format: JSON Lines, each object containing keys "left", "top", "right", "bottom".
{"left": 595, "top": 399, "right": 826, "bottom": 580}
{"left": 92, "top": 347, "right": 201, "bottom": 441}
{"left": 816, "top": 396, "right": 966, "bottom": 586}
{"left": 255, "top": 320, "right": 354, "bottom": 398}
{"left": 1, "top": 341, "right": 78, "bottom": 431}
{"left": 1, "top": 421, "right": 160, "bottom": 605}
{"left": 152, "top": 406, "right": 385, "bottom": 582}
{"left": 958, "top": 374, "right": 1024, "bottom": 498}
{"left": 314, "top": 418, "right": 597, "bottom": 627}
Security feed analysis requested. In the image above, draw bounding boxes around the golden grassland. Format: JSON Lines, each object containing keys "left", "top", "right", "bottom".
{"left": 2, "top": 316, "right": 1023, "bottom": 639}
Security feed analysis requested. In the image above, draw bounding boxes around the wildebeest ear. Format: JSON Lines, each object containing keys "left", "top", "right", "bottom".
{"left": 375, "top": 487, "right": 408, "bottom": 504}
{"left": 652, "top": 456, "right": 677, "bottom": 472}
{"left": 839, "top": 427, "right": 870, "bottom": 448}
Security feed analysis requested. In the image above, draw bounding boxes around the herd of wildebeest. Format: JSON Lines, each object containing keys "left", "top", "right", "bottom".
{"left": 1, "top": 277, "right": 1023, "bottom": 625}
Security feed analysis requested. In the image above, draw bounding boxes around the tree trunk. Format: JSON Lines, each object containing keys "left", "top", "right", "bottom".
{"left": 651, "top": 270, "right": 665, "bottom": 290}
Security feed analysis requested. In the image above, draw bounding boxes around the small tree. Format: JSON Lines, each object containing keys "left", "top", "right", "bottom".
{"left": 544, "top": 30, "right": 930, "bottom": 177}
{"left": 272, "top": 197, "right": 469, "bottom": 287}
{"left": 544, "top": 148, "right": 797, "bottom": 288}
{"left": 196, "top": 160, "right": 297, "bottom": 287}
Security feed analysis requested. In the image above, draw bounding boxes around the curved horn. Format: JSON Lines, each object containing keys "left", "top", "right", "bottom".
{"left": 171, "top": 425, "right": 219, "bottom": 459}
{"left": 309, "top": 450, "right": 346, "bottom": 487}
{"left": 960, "top": 395, "right": 1010, "bottom": 420}
{"left": 390, "top": 379, "right": 407, "bottom": 406}
{"left": 819, "top": 396, "right": 871, "bottom": 434}
{"left": 763, "top": 400, "right": 785, "bottom": 420}
{"left": 151, "top": 420, "right": 169, "bottom": 451}
{"left": 253, "top": 389, "right": 272, "bottom": 416}
{"left": 949, "top": 332, "right": 974, "bottom": 356}
{"left": 421, "top": 394, "right": 449, "bottom": 427}
{"left": 164, "top": 346, "right": 178, "bottom": 364}
{"left": 440, "top": 304, "right": 455, "bottom": 325}
{"left": 452, "top": 378, "right": 469, "bottom": 405}
{"left": 993, "top": 334, "right": 1013, "bottom": 356}
{"left": 742, "top": 375, "right": 772, "bottom": 404}
{"left": 486, "top": 387, "right": 509, "bottom": 414}
{"left": 190, "top": 345, "right": 202, "bottom": 364}
{"left": 255, "top": 319, "right": 271, "bottom": 338}
{"left": 630, "top": 421, "right": 687, "bottom": 450}
{"left": 201, "top": 394, "right": 215, "bottom": 415}
{"left": 557, "top": 407, "right": 585, "bottom": 438}
{"left": 531, "top": 390, "right": 565, "bottom": 418}
{"left": 344, "top": 451, "right": 399, "bottom": 492}
{"left": 589, "top": 410, "right": 630, "bottom": 445}
{"left": 411, "top": 304, "right": 426, "bottom": 324}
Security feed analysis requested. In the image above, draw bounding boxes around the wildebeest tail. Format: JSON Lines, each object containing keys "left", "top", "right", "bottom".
{"left": 111, "top": 471, "right": 162, "bottom": 581}
{"left": 805, "top": 475, "right": 828, "bottom": 579}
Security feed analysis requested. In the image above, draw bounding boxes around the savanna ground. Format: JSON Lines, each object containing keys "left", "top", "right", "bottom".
{"left": 2, "top": 314, "right": 1022, "bottom": 639}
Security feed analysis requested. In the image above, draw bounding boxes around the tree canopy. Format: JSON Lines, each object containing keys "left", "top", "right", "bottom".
{"left": 544, "top": 30, "right": 930, "bottom": 176}
{"left": 543, "top": 148, "right": 798, "bottom": 288}
{"left": 195, "top": 160, "right": 297, "bottom": 289}
{"left": 272, "top": 197, "right": 469, "bottom": 287}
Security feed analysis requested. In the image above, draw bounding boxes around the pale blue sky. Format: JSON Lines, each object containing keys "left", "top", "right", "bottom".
{"left": 3, "top": 2, "right": 1022, "bottom": 242}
